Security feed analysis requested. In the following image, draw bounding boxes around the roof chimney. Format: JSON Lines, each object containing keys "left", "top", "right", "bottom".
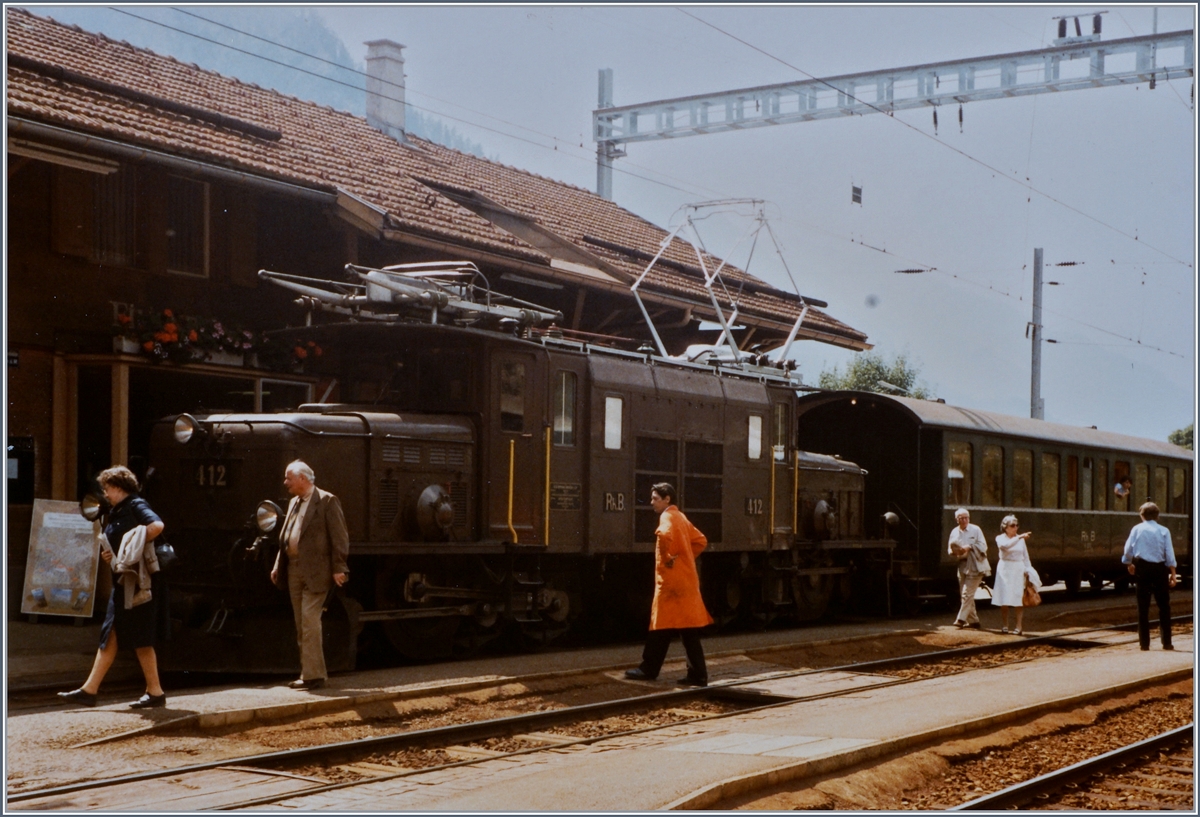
{"left": 365, "top": 39, "right": 406, "bottom": 140}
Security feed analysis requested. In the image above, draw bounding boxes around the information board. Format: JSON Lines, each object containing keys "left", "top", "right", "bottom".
{"left": 20, "top": 499, "right": 101, "bottom": 618}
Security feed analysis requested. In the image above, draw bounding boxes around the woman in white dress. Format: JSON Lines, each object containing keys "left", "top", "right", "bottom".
{"left": 993, "top": 514, "right": 1033, "bottom": 634}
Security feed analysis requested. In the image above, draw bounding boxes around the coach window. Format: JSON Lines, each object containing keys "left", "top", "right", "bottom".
{"left": 1013, "top": 449, "right": 1033, "bottom": 507}
{"left": 1113, "top": 460, "right": 1130, "bottom": 511}
{"left": 553, "top": 371, "right": 576, "bottom": 446}
{"left": 1080, "top": 457, "right": 1094, "bottom": 511}
{"left": 1040, "top": 453, "right": 1060, "bottom": 509}
{"left": 982, "top": 445, "right": 1004, "bottom": 506}
{"left": 947, "top": 441, "right": 972, "bottom": 506}
{"left": 1134, "top": 463, "right": 1149, "bottom": 507}
{"left": 1170, "top": 468, "right": 1189, "bottom": 514}
{"left": 1153, "top": 466, "right": 1169, "bottom": 508}
{"left": 1065, "top": 455, "right": 1079, "bottom": 509}
{"left": 604, "top": 396, "right": 623, "bottom": 450}
{"left": 748, "top": 415, "right": 763, "bottom": 460}
{"left": 1093, "top": 458, "right": 1108, "bottom": 511}
{"left": 499, "top": 362, "right": 526, "bottom": 432}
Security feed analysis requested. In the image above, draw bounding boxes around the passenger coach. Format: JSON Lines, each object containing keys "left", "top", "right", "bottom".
{"left": 794, "top": 392, "right": 1193, "bottom": 608}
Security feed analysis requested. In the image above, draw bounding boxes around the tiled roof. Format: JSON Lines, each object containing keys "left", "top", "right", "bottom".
{"left": 5, "top": 8, "right": 869, "bottom": 348}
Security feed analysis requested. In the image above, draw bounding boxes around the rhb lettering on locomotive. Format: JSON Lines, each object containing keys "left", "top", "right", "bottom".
{"left": 604, "top": 492, "right": 625, "bottom": 512}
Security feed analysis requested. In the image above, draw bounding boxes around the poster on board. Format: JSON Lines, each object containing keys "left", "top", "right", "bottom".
{"left": 20, "top": 499, "right": 101, "bottom": 618}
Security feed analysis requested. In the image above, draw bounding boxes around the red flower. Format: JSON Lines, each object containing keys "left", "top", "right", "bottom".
{"left": 313, "top": 345, "right": 323, "bottom": 357}
{"left": 142, "top": 341, "right": 154, "bottom": 352}
{"left": 293, "top": 346, "right": 308, "bottom": 360}
{"left": 117, "top": 314, "right": 132, "bottom": 325}
{"left": 188, "top": 330, "right": 199, "bottom": 342}
{"left": 163, "top": 322, "right": 178, "bottom": 334}
{"left": 162, "top": 309, "right": 174, "bottom": 318}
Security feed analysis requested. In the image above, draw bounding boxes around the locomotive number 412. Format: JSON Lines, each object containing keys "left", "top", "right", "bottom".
{"left": 196, "top": 462, "right": 229, "bottom": 487}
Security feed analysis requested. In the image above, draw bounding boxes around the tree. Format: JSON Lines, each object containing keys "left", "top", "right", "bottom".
{"left": 1168, "top": 423, "right": 1193, "bottom": 450}
{"left": 818, "top": 352, "right": 932, "bottom": 400}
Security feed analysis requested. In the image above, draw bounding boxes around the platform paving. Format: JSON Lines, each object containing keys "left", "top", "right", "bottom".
{"left": 244, "top": 634, "right": 1193, "bottom": 812}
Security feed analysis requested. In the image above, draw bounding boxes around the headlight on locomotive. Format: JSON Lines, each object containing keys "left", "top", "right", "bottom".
{"left": 79, "top": 493, "right": 105, "bottom": 522}
{"left": 173, "top": 413, "right": 201, "bottom": 444}
{"left": 256, "top": 500, "right": 283, "bottom": 533}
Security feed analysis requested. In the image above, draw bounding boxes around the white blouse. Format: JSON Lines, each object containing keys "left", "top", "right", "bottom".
{"left": 995, "top": 533, "right": 1031, "bottom": 566}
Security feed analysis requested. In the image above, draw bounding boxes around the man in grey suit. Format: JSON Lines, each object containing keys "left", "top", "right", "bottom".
{"left": 270, "top": 460, "right": 349, "bottom": 689}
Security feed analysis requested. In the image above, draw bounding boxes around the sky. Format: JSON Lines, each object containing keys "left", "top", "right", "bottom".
{"left": 22, "top": 4, "right": 1198, "bottom": 444}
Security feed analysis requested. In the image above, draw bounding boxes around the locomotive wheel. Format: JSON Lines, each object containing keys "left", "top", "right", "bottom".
{"left": 374, "top": 559, "right": 461, "bottom": 661}
{"left": 1087, "top": 573, "right": 1106, "bottom": 594}
{"left": 791, "top": 573, "right": 832, "bottom": 622}
{"left": 1113, "top": 575, "right": 1131, "bottom": 594}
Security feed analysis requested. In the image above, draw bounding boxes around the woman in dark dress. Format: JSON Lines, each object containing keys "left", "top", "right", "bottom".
{"left": 58, "top": 465, "right": 169, "bottom": 709}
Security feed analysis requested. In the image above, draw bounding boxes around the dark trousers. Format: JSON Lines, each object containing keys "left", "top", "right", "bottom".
{"left": 639, "top": 628, "right": 707, "bottom": 682}
{"left": 1133, "top": 559, "right": 1172, "bottom": 649}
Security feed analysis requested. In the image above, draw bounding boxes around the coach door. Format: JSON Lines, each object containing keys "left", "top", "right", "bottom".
{"left": 488, "top": 351, "right": 544, "bottom": 543}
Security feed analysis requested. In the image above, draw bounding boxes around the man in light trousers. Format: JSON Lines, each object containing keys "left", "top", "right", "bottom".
{"left": 948, "top": 508, "right": 990, "bottom": 629}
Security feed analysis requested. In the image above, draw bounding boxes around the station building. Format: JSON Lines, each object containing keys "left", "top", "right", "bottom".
{"left": 4, "top": 9, "right": 870, "bottom": 612}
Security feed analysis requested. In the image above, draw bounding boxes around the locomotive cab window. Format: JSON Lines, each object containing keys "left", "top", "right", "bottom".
{"left": 553, "top": 371, "right": 576, "bottom": 446}
{"left": 1040, "top": 453, "right": 1060, "bottom": 509}
{"left": 946, "top": 441, "right": 972, "bottom": 506}
{"left": 982, "top": 445, "right": 1004, "bottom": 506}
{"left": 604, "top": 396, "right": 623, "bottom": 450}
{"left": 747, "top": 415, "right": 763, "bottom": 460}
{"left": 499, "top": 361, "right": 526, "bottom": 432}
{"left": 1013, "top": 449, "right": 1033, "bottom": 507}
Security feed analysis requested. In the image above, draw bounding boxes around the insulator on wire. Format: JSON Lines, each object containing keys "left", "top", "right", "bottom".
{"left": 1093, "top": 14, "right": 1102, "bottom": 35}
{"left": 958, "top": 104, "right": 963, "bottom": 133}
{"left": 1058, "top": 19, "right": 1067, "bottom": 38}
{"left": 932, "top": 108, "right": 938, "bottom": 134}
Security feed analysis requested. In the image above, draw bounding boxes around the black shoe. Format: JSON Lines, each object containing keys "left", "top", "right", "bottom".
{"left": 624, "top": 668, "right": 655, "bottom": 681}
{"left": 58, "top": 688, "right": 97, "bottom": 707}
{"left": 1140, "top": 645, "right": 1150, "bottom": 651}
{"left": 129, "top": 692, "right": 166, "bottom": 709}
{"left": 676, "top": 676, "right": 708, "bottom": 688}
{"left": 1163, "top": 644, "right": 1175, "bottom": 650}
{"left": 967, "top": 622, "right": 982, "bottom": 630}
{"left": 289, "top": 678, "right": 325, "bottom": 690}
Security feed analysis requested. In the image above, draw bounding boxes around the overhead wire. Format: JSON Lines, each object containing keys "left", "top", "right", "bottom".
{"left": 90, "top": 7, "right": 1191, "bottom": 361}
{"left": 675, "top": 7, "right": 1194, "bottom": 271}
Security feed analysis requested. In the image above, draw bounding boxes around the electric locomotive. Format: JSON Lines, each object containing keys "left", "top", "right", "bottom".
{"left": 144, "top": 262, "right": 889, "bottom": 672}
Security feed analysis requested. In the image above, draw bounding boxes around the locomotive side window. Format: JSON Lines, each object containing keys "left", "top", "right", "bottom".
{"left": 1013, "top": 449, "right": 1033, "bottom": 507}
{"left": 1094, "top": 458, "right": 1108, "bottom": 511}
{"left": 635, "top": 437, "right": 678, "bottom": 542}
{"left": 553, "top": 371, "right": 576, "bottom": 446}
{"left": 1153, "top": 466, "right": 1169, "bottom": 507}
{"left": 1112, "top": 460, "right": 1131, "bottom": 511}
{"left": 1066, "top": 455, "right": 1079, "bottom": 509}
{"left": 420, "top": 350, "right": 472, "bottom": 408}
{"left": 499, "top": 362, "right": 526, "bottom": 432}
{"left": 747, "top": 415, "right": 763, "bottom": 460}
{"left": 946, "top": 441, "right": 972, "bottom": 506}
{"left": 1040, "top": 453, "right": 1060, "bottom": 509}
{"left": 982, "top": 445, "right": 1004, "bottom": 506}
{"left": 604, "top": 396, "right": 623, "bottom": 450}
{"left": 684, "top": 442, "right": 724, "bottom": 543}
{"left": 1081, "top": 457, "right": 1093, "bottom": 510}
{"left": 1170, "top": 467, "right": 1189, "bottom": 514}
{"left": 1133, "top": 463, "right": 1149, "bottom": 507}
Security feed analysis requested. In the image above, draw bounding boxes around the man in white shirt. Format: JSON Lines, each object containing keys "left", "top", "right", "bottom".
{"left": 947, "top": 508, "right": 990, "bottom": 629}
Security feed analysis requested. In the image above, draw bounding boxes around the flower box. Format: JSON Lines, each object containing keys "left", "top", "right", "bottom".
{"left": 113, "top": 337, "right": 141, "bottom": 355}
{"left": 205, "top": 350, "right": 244, "bottom": 367}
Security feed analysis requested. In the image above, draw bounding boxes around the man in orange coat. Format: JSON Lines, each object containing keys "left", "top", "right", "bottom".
{"left": 625, "top": 482, "right": 713, "bottom": 687}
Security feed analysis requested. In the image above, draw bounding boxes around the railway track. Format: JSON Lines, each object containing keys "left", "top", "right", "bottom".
{"left": 952, "top": 724, "right": 1194, "bottom": 811}
{"left": 10, "top": 619, "right": 1182, "bottom": 810}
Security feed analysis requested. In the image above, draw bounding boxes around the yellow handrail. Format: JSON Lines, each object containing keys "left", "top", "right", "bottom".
{"left": 543, "top": 426, "right": 551, "bottom": 545}
{"left": 507, "top": 438, "right": 518, "bottom": 544}
{"left": 770, "top": 449, "right": 777, "bottom": 535}
{"left": 793, "top": 449, "right": 800, "bottom": 534}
